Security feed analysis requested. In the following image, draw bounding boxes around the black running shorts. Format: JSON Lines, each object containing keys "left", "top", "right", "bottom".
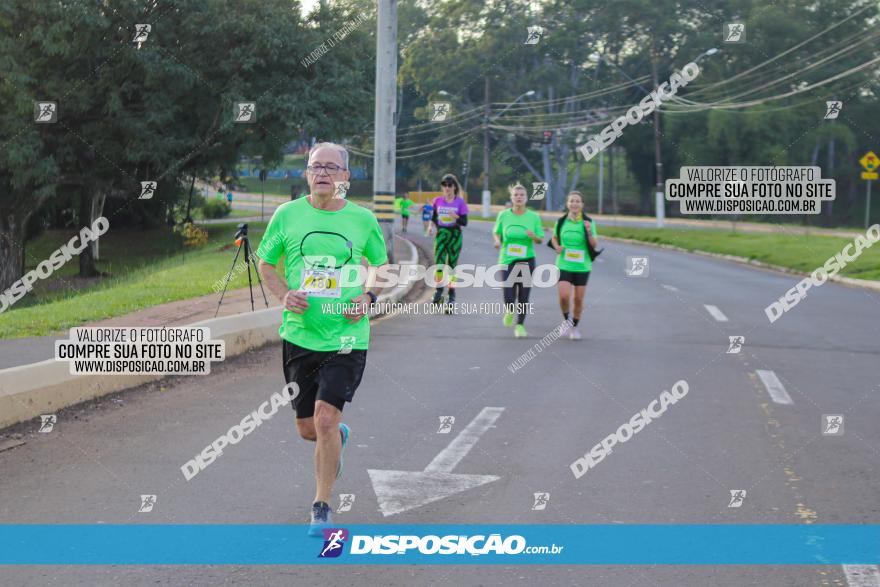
{"left": 282, "top": 339, "right": 367, "bottom": 419}
{"left": 558, "top": 270, "right": 590, "bottom": 287}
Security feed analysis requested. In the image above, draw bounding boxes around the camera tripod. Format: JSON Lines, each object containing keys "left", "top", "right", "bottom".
{"left": 214, "top": 223, "right": 269, "bottom": 317}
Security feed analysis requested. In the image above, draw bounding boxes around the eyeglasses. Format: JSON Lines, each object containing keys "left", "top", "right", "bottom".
{"left": 440, "top": 181, "right": 455, "bottom": 187}
{"left": 307, "top": 164, "right": 345, "bottom": 175}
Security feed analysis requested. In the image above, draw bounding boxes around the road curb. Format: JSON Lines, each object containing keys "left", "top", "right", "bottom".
{"left": 0, "top": 235, "right": 420, "bottom": 431}
{"left": 604, "top": 235, "right": 880, "bottom": 292}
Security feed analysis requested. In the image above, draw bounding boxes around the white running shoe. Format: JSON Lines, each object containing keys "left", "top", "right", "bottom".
{"left": 557, "top": 320, "right": 573, "bottom": 337}
{"left": 568, "top": 327, "right": 582, "bottom": 340}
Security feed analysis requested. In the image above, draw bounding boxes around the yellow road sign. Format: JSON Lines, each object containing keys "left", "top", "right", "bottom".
{"left": 861, "top": 171, "right": 878, "bottom": 181}
{"left": 860, "top": 151, "right": 879, "bottom": 172}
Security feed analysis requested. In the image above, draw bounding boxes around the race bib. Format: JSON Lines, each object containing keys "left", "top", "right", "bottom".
{"left": 506, "top": 243, "right": 527, "bottom": 257}
{"left": 438, "top": 206, "right": 457, "bottom": 224}
{"left": 564, "top": 249, "right": 585, "bottom": 263}
{"left": 300, "top": 268, "right": 341, "bottom": 298}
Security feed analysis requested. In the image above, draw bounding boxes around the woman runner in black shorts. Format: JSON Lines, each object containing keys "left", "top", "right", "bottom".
{"left": 550, "top": 191, "right": 599, "bottom": 340}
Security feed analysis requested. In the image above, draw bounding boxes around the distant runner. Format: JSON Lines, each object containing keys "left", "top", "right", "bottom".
{"left": 397, "top": 194, "right": 413, "bottom": 233}
{"left": 430, "top": 173, "right": 468, "bottom": 306}
{"left": 421, "top": 200, "right": 434, "bottom": 237}
{"left": 493, "top": 183, "right": 543, "bottom": 337}
{"left": 550, "top": 191, "right": 600, "bottom": 340}
{"left": 257, "top": 142, "right": 388, "bottom": 536}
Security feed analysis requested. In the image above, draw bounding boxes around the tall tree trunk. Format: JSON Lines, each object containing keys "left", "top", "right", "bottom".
{"left": 826, "top": 136, "right": 835, "bottom": 223}
{"left": 0, "top": 208, "right": 25, "bottom": 295}
{"left": 78, "top": 188, "right": 98, "bottom": 278}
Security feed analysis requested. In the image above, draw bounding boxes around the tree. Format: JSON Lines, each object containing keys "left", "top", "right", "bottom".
{"left": 0, "top": 0, "right": 374, "bottom": 292}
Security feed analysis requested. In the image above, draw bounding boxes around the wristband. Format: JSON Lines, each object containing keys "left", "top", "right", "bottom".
{"left": 366, "top": 291, "right": 378, "bottom": 304}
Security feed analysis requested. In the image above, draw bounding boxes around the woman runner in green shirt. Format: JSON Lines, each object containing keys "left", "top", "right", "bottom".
{"left": 493, "top": 184, "right": 544, "bottom": 337}
{"left": 550, "top": 191, "right": 598, "bottom": 340}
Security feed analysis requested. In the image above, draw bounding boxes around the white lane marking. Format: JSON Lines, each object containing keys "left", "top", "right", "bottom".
{"left": 368, "top": 406, "right": 505, "bottom": 516}
{"left": 843, "top": 565, "right": 880, "bottom": 587}
{"left": 755, "top": 369, "right": 793, "bottom": 405}
{"left": 661, "top": 284, "right": 679, "bottom": 292}
{"left": 425, "top": 407, "right": 505, "bottom": 473}
{"left": 704, "top": 304, "right": 729, "bottom": 322}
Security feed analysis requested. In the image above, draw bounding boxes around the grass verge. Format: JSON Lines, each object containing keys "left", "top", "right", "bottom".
{"left": 1, "top": 221, "right": 271, "bottom": 339}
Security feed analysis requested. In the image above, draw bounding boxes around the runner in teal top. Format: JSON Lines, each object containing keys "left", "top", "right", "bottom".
{"left": 550, "top": 191, "right": 599, "bottom": 340}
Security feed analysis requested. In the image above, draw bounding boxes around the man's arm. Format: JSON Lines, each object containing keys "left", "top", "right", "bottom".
{"left": 341, "top": 263, "right": 386, "bottom": 323}
{"left": 258, "top": 260, "right": 308, "bottom": 313}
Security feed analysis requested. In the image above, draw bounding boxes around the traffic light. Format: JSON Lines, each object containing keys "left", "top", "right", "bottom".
{"left": 542, "top": 130, "right": 553, "bottom": 145}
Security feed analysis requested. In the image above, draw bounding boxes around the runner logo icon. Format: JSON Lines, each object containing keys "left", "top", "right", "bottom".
{"left": 138, "top": 494, "right": 157, "bottom": 513}
{"left": 531, "top": 182, "right": 547, "bottom": 200}
{"left": 337, "top": 494, "right": 355, "bottom": 513}
{"left": 531, "top": 492, "right": 550, "bottom": 511}
{"left": 727, "top": 336, "right": 744, "bottom": 354}
{"left": 437, "top": 416, "right": 455, "bottom": 433}
{"left": 824, "top": 101, "right": 842, "bottom": 120}
{"left": 319, "top": 528, "right": 349, "bottom": 558}
{"left": 132, "top": 24, "right": 151, "bottom": 49}
{"left": 39, "top": 414, "right": 57, "bottom": 433}
{"left": 339, "top": 336, "right": 356, "bottom": 355}
{"left": 822, "top": 414, "right": 844, "bottom": 436}
{"left": 626, "top": 256, "right": 649, "bottom": 277}
{"left": 728, "top": 490, "right": 746, "bottom": 508}
{"left": 525, "top": 26, "right": 544, "bottom": 45}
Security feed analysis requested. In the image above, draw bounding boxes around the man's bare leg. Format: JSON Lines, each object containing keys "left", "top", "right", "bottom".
{"left": 312, "top": 400, "right": 342, "bottom": 504}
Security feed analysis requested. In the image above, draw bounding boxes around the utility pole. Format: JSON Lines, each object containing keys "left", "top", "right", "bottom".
{"left": 482, "top": 76, "right": 491, "bottom": 218}
{"left": 609, "top": 145, "right": 618, "bottom": 215}
{"left": 463, "top": 145, "right": 473, "bottom": 194}
{"left": 598, "top": 149, "right": 604, "bottom": 215}
{"left": 650, "top": 37, "right": 665, "bottom": 228}
{"left": 373, "top": 0, "right": 397, "bottom": 261}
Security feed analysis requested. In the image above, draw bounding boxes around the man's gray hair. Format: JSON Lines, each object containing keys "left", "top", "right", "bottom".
{"left": 308, "top": 142, "right": 349, "bottom": 170}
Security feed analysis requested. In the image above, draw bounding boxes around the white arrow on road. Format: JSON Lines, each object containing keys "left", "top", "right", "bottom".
{"left": 368, "top": 407, "right": 505, "bottom": 517}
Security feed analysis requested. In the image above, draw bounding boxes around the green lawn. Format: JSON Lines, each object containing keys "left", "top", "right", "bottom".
{"left": 0, "top": 221, "right": 273, "bottom": 338}
{"left": 598, "top": 226, "right": 880, "bottom": 281}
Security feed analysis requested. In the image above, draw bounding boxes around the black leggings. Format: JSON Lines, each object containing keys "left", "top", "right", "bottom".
{"left": 502, "top": 258, "right": 535, "bottom": 325}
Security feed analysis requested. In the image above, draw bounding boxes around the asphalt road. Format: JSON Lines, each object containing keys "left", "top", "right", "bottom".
{"left": 1, "top": 220, "right": 878, "bottom": 586}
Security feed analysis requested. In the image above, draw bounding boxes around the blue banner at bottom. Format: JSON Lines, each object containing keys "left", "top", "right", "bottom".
{"left": 1, "top": 524, "right": 878, "bottom": 565}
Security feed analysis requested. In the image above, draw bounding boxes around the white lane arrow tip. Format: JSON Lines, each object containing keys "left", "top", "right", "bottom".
{"left": 367, "top": 469, "right": 500, "bottom": 517}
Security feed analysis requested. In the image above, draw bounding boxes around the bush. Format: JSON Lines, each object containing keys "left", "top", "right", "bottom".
{"left": 202, "top": 199, "right": 231, "bottom": 219}
{"left": 174, "top": 222, "right": 209, "bottom": 247}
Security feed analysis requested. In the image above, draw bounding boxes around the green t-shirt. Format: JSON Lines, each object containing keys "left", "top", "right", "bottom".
{"left": 399, "top": 199, "right": 413, "bottom": 216}
{"left": 256, "top": 197, "right": 388, "bottom": 352}
{"left": 555, "top": 217, "right": 598, "bottom": 272}
{"left": 493, "top": 208, "right": 545, "bottom": 265}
